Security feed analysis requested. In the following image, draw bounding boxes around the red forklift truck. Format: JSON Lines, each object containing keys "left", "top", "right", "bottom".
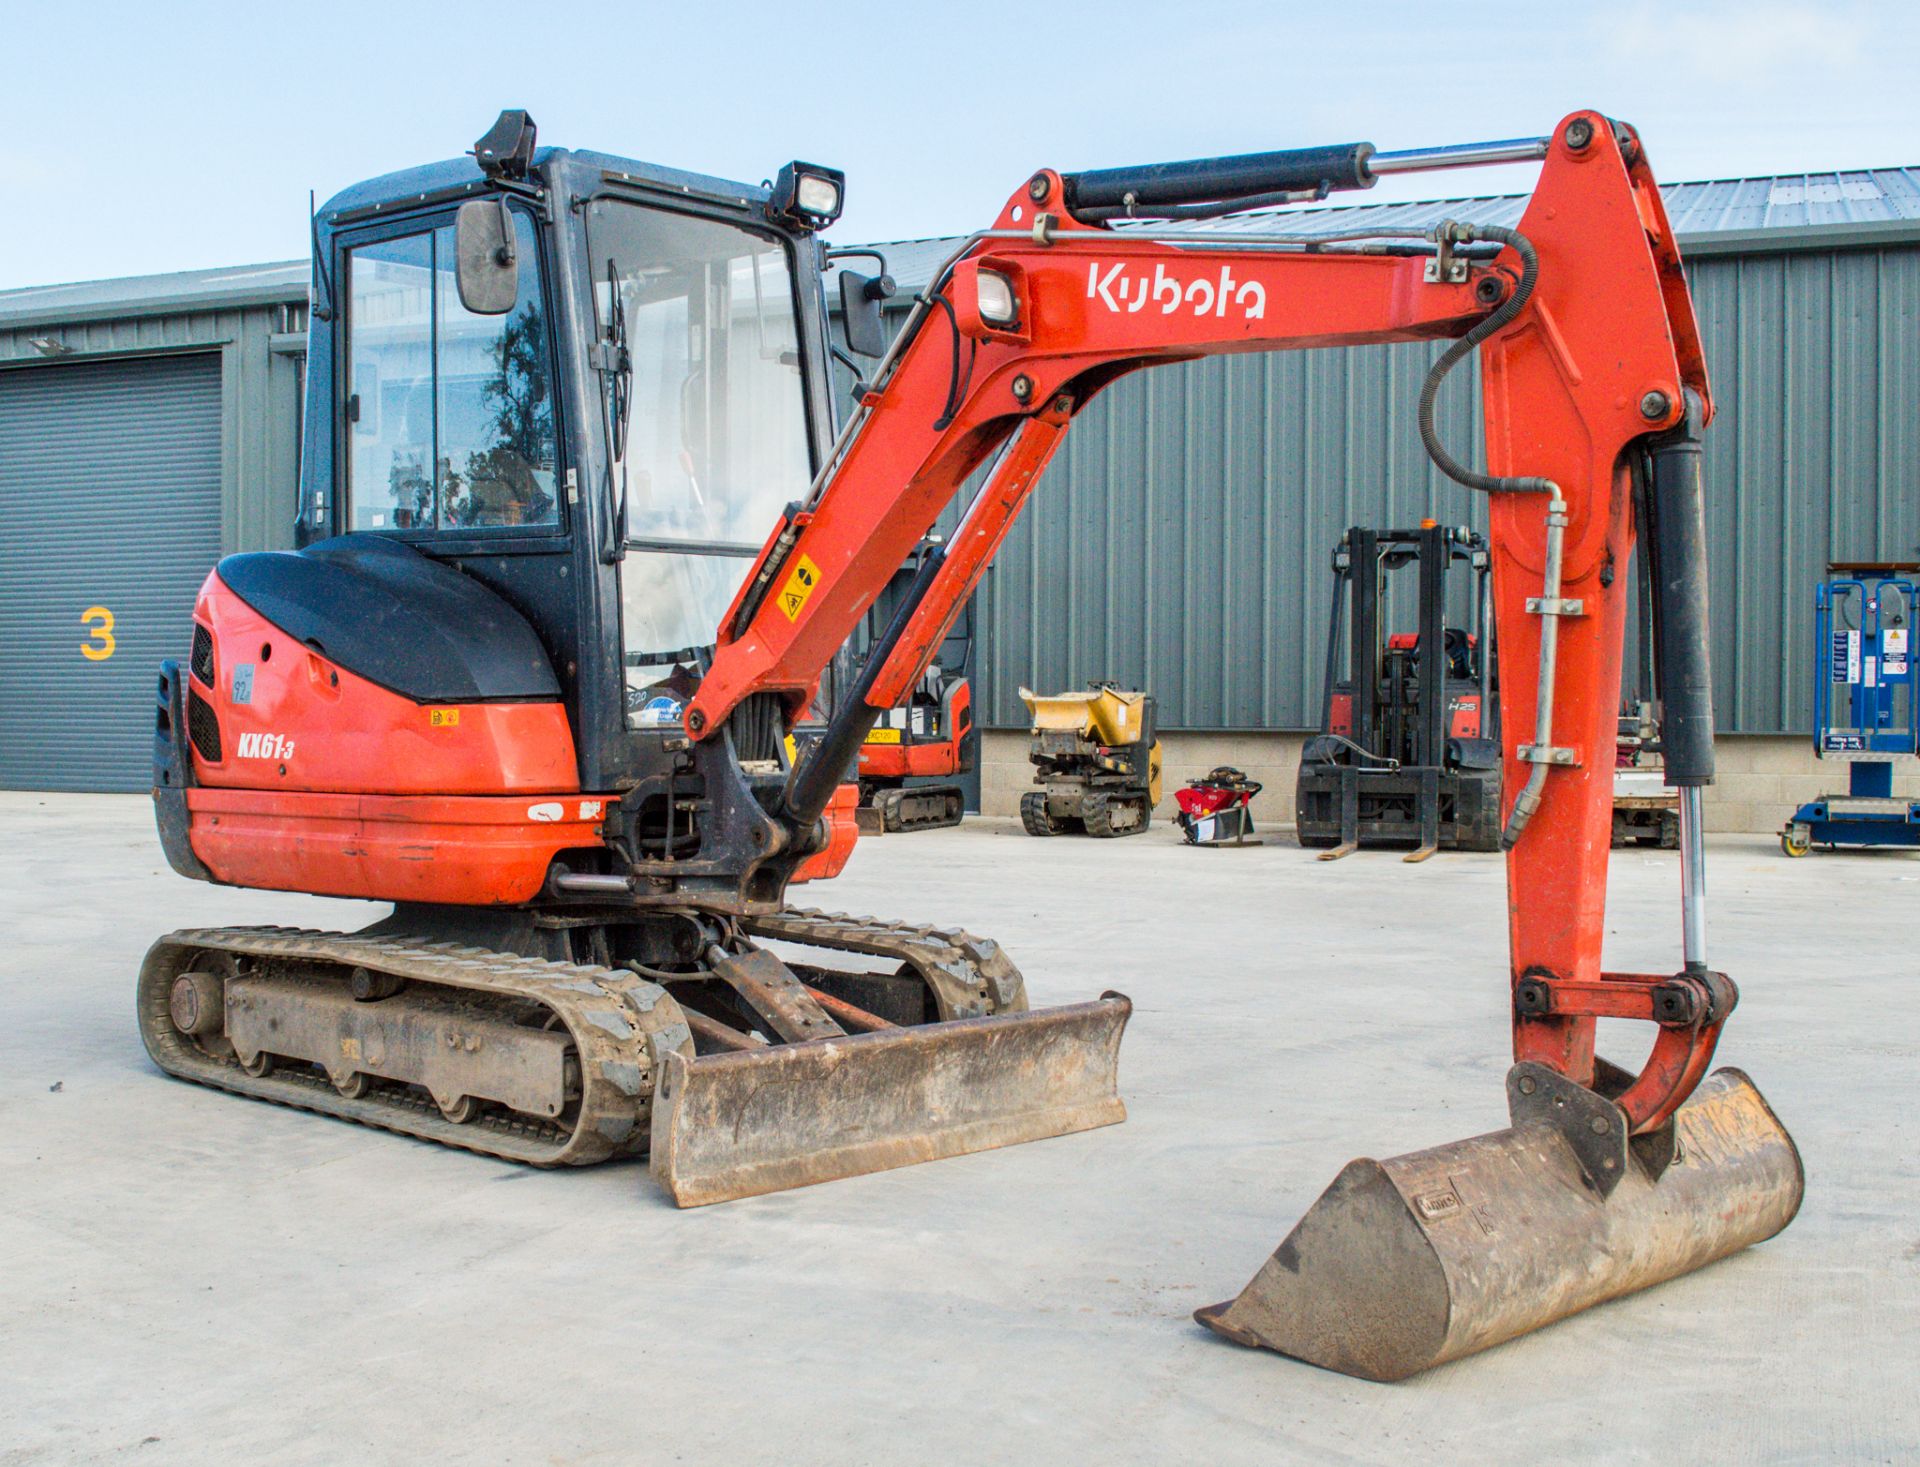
{"left": 1296, "top": 523, "right": 1502, "bottom": 860}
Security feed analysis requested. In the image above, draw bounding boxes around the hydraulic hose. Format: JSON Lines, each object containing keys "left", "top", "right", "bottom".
{"left": 1416, "top": 225, "right": 1554, "bottom": 498}
{"left": 1412, "top": 223, "right": 1560, "bottom": 848}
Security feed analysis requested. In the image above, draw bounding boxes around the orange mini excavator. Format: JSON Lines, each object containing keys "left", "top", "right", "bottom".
{"left": 145, "top": 109, "right": 1800, "bottom": 1377}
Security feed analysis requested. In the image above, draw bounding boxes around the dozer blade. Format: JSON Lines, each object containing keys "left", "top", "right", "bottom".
{"left": 1196, "top": 1066, "right": 1802, "bottom": 1382}
{"left": 650, "top": 993, "right": 1130, "bottom": 1207}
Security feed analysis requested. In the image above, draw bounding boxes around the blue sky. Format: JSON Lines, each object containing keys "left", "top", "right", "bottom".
{"left": 6, "top": 0, "right": 1916, "bottom": 290}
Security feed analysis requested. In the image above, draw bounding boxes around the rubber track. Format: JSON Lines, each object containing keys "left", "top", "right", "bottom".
{"left": 744, "top": 907, "right": 1030, "bottom": 1018}
{"left": 875, "top": 786, "right": 965, "bottom": 833}
{"left": 1083, "top": 791, "right": 1148, "bottom": 838}
{"left": 138, "top": 927, "right": 693, "bottom": 1168}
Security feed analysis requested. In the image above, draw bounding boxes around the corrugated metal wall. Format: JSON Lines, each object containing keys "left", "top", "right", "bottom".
{"left": 963, "top": 244, "right": 1920, "bottom": 733}
{"left": 0, "top": 299, "right": 307, "bottom": 557}
{"left": 0, "top": 353, "right": 224, "bottom": 790}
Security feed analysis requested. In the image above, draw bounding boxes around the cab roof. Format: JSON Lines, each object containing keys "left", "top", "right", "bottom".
{"left": 316, "top": 147, "right": 772, "bottom": 224}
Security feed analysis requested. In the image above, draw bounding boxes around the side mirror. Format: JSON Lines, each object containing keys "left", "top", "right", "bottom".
{"left": 455, "top": 198, "right": 519, "bottom": 315}
{"left": 839, "top": 269, "right": 896, "bottom": 358}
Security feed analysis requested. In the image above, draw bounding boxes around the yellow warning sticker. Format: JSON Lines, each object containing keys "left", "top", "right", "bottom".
{"left": 777, "top": 554, "right": 823, "bottom": 621}
{"left": 864, "top": 728, "right": 902, "bottom": 745}
{"left": 429, "top": 708, "right": 461, "bottom": 727}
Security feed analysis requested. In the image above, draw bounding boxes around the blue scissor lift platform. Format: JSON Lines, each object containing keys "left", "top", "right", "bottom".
{"left": 1781, "top": 564, "right": 1920, "bottom": 856}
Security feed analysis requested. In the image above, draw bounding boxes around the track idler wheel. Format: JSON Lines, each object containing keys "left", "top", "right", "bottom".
{"left": 1197, "top": 1064, "right": 1803, "bottom": 1381}
{"left": 169, "top": 972, "right": 225, "bottom": 1037}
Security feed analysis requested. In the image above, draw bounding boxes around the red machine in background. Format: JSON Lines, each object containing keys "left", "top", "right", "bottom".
{"left": 851, "top": 541, "right": 976, "bottom": 832}
{"left": 1175, "top": 767, "right": 1263, "bottom": 846}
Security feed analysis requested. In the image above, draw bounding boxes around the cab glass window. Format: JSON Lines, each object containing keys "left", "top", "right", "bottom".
{"left": 584, "top": 199, "right": 813, "bottom": 720}
{"left": 345, "top": 211, "right": 560, "bottom": 532}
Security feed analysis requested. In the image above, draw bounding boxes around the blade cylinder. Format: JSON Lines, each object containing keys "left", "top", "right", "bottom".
{"left": 1196, "top": 1067, "right": 1802, "bottom": 1381}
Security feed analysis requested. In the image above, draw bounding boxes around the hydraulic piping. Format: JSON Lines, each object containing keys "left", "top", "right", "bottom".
{"left": 1413, "top": 222, "right": 1565, "bottom": 848}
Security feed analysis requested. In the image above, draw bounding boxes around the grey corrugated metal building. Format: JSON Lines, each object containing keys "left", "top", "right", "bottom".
{"left": 0, "top": 263, "right": 308, "bottom": 789}
{"left": 2, "top": 166, "right": 1915, "bottom": 828}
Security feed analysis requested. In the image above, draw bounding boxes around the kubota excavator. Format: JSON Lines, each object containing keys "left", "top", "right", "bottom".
{"left": 145, "top": 108, "right": 1800, "bottom": 1379}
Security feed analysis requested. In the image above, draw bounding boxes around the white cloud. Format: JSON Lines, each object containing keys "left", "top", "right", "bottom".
{"left": 1605, "top": 0, "right": 1868, "bottom": 79}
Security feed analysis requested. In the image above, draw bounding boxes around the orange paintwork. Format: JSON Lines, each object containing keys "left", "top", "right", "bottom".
{"left": 185, "top": 567, "right": 588, "bottom": 905}
{"left": 189, "top": 571, "right": 578, "bottom": 796}
{"left": 791, "top": 783, "right": 859, "bottom": 883}
{"left": 187, "top": 787, "right": 608, "bottom": 904}
{"left": 857, "top": 682, "right": 973, "bottom": 780}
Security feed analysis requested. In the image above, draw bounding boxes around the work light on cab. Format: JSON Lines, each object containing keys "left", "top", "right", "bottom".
{"left": 771, "top": 161, "right": 845, "bottom": 229}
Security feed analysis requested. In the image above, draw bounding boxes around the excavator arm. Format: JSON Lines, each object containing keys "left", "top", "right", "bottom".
{"left": 692, "top": 110, "right": 1801, "bottom": 1378}
{"left": 701, "top": 112, "right": 1717, "bottom": 1119}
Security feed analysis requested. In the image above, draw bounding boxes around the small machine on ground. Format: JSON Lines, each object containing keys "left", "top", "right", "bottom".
{"left": 1175, "top": 767, "right": 1263, "bottom": 846}
{"left": 1781, "top": 563, "right": 1919, "bottom": 855}
{"left": 1296, "top": 524, "right": 1501, "bottom": 861}
{"left": 1018, "top": 683, "right": 1162, "bottom": 837}
{"left": 853, "top": 542, "right": 975, "bottom": 832}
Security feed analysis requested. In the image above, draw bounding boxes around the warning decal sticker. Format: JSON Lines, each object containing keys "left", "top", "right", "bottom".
{"left": 777, "top": 554, "right": 823, "bottom": 621}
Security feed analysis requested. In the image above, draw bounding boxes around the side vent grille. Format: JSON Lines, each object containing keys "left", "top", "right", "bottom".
{"left": 190, "top": 623, "right": 215, "bottom": 686}
{"left": 187, "top": 689, "right": 222, "bottom": 764}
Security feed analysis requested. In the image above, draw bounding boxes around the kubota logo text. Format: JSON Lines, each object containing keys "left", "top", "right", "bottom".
{"left": 235, "top": 732, "right": 295, "bottom": 760}
{"left": 1087, "top": 262, "right": 1267, "bottom": 319}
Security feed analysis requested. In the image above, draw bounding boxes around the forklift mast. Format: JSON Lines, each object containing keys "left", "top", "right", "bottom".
{"left": 1297, "top": 523, "right": 1501, "bottom": 859}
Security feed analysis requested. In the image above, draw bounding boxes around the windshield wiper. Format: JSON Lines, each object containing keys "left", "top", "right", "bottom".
{"left": 593, "top": 257, "right": 634, "bottom": 561}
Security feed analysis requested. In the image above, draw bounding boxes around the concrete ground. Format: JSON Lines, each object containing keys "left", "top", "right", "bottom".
{"left": 1, "top": 793, "right": 1914, "bottom": 1466}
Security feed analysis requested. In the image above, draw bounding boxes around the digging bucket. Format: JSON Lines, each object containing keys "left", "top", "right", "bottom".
{"left": 650, "top": 993, "right": 1130, "bottom": 1206}
{"left": 1196, "top": 1064, "right": 1802, "bottom": 1381}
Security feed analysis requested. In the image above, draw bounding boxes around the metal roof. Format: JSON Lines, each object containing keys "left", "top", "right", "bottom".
{"left": 6, "top": 167, "right": 1914, "bottom": 330}
{"left": 837, "top": 166, "right": 1920, "bottom": 295}
{"left": 0, "top": 260, "right": 308, "bottom": 331}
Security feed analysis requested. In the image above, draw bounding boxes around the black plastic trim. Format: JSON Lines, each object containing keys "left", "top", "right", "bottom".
{"left": 216, "top": 534, "right": 562, "bottom": 704}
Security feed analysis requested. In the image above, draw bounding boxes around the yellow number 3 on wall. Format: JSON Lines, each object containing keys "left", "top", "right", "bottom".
{"left": 80, "top": 606, "right": 116, "bottom": 661}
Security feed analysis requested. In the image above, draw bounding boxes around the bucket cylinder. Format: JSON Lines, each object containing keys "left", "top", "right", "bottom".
{"left": 1196, "top": 1066, "right": 1802, "bottom": 1381}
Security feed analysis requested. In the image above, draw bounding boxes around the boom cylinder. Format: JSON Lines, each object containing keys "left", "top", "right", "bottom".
{"left": 1641, "top": 391, "right": 1714, "bottom": 972}
{"left": 1058, "top": 134, "right": 1552, "bottom": 221}
{"left": 1061, "top": 144, "right": 1376, "bottom": 216}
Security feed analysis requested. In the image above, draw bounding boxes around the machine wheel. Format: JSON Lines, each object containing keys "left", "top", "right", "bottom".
{"left": 1020, "top": 791, "right": 1059, "bottom": 836}
{"left": 1659, "top": 811, "right": 1681, "bottom": 850}
{"left": 1083, "top": 792, "right": 1149, "bottom": 838}
{"left": 1780, "top": 825, "right": 1812, "bottom": 858}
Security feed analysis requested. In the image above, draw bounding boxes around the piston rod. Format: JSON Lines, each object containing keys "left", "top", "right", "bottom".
{"left": 1366, "top": 137, "right": 1552, "bottom": 176}
{"left": 1679, "top": 787, "right": 1709, "bottom": 968}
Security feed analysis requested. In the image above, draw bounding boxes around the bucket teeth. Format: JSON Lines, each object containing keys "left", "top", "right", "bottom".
{"left": 1197, "top": 1066, "right": 1803, "bottom": 1381}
